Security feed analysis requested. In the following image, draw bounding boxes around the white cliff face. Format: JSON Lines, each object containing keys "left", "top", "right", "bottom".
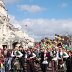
{"left": 14, "top": 30, "right": 34, "bottom": 47}
{"left": 0, "top": 0, "right": 7, "bottom": 17}
{"left": 0, "top": 0, "right": 34, "bottom": 49}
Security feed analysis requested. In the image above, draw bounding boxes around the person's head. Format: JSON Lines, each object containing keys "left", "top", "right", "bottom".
{"left": 63, "top": 48, "right": 66, "bottom": 52}
{"left": 40, "top": 48, "right": 44, "bottom": 52}
{"left": 14, "top": 46, "right": 19, "bottom": 51}
{"left": 44, "top": 49, "right": 47, "bottom": 53}
{"left": 33, "top": 47, "right": 37, "bottom": 51}
{"left": 59, "top": 48, "right": 62, "bottom": 52}
{"left": 19, "top": 46, "right": 23, "bottom": 51}
{"left": 30, "top": 48, "right": 33, "bottom": 52}
{"left": 52, "top": 46, "right": 55, "bottom": 50}
{"left": 27, "top": 49, "right": 31, "bottom": 54}
{"left": 14, "top": 44, "right": 20, "bottom": 51}
{"left": 3, "top": 45, "right": 7, "bottom": 50}
{"left": 14, "top": 46, "right": 19, "bottom": 50}
{"left": 68, "top": 51, "right": 72, "bottom": 56}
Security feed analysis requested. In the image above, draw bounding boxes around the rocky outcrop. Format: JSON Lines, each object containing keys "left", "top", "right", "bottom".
{"left": 0, "top": 0, "right": 34, "bottom": 49}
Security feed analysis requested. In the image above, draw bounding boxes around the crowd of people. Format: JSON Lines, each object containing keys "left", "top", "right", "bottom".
{"left": 0, "top": 34, "right": 72, "bottom": 72}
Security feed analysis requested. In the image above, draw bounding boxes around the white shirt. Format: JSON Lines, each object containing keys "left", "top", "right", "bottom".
{"left": 11, "top": 51, "right": 23, "bottom": 58}
{"left": 56, "top": 51, "right": 69, "bottom": 59}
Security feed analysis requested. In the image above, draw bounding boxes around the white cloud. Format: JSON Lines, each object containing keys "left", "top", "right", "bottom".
{"left": 20, "top": 19, "right": 72, "bottom": 40}
{"left": 9, "top": 15, "right": 22, "bottom": 29}
{"left": 8, "top": 15, "right": 72, "bottom": 40}
{"left": 17, "top": 5, "right": 46, "bottom": 13}
{"left": 61, "top": 3, "right": 68, "bottom": 8}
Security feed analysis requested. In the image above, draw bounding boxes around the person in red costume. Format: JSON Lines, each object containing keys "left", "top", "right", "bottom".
{"left": 0, "top": 49, "right": 5, "bottom": 72}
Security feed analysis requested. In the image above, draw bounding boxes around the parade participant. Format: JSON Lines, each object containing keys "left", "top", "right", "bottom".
{"left": 19, "top": 46, "right": 26, "bottom": 72}
{"left": 57, "top": 44, "right": 64, "bottom": 69}
{"left": 0, "top": 49, "right": 5, "bottom": 72}
{"left": 51, "top": 47, "right": 58, "bottom": 71}
{"left": 66, "top": 51, "right": 72, "bottom": 72}
{"left": 3, "top": 46, "right": 8, "bottom": 58}
{"left": 40, "top": 48, "right": 48, "bottom": 72}
{"left": 52, "top": 47, "right": 57, "bottom": 57}
{"left": 57, "top": 43, "right": 69, "bottom": 69}
{"left": 11, "top": 44, "right": 23, "bottom": 58}
{"left": 4, "top": 49, "right": 12, "bottom": 72}
{"left": 26, "top": 48, "right": 36, "bottom": 72}
{"left": 3, "top": 46, "right": 8, "bottom": 72}
{"left": 62, "top": 48, "right": 69, "bottom": 71}
{"left": 34, "top": 47, "right": 41, "bottom": 64}
{"left": 11, "top": 44, "right": 23, "bottom": 71}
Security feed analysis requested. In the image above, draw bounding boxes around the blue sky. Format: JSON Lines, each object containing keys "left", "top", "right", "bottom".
{"left": 4, "top": 0, "right": 72, "bottom": 41}
{"left": 5, "top": 0, "right": 72, "bottom": 20}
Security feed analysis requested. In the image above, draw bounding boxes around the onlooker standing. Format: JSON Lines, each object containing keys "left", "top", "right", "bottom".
{"left": 0, "top": 49, "right": 5, "bottom": 72}
{"left": 66, "top": 51, "right": 72, "bottom": 72}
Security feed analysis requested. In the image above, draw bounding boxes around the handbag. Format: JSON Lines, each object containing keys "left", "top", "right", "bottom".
{"left": 42, "top": 60, "right": 48, "bottom": 64}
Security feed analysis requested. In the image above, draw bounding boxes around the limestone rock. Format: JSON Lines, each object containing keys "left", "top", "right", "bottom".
{"left": 0, "top": 0, "right": 34, "bottom": 49}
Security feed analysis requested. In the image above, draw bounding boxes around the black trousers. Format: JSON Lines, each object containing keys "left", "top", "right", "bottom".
{"left": 40, "top": 63, "right": 48, "bottom": 72}
{"left": 27, "top": 60, "right": 36, "bottom": 72}
{"left": 66, "top": 70, "right": 72, "bottom": 72}
{"left": 19, "top": 57, "right": 25, "bottom": 72}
